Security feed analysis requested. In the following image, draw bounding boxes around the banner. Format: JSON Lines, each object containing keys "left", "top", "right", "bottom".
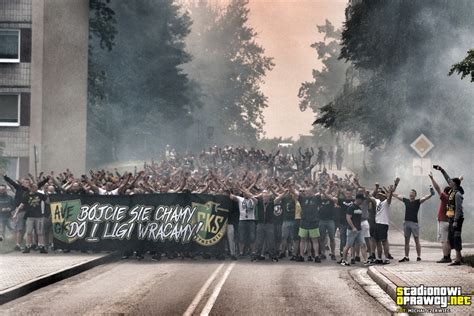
{"left": 49, "top": 193, "right": 234, "bottom": 252}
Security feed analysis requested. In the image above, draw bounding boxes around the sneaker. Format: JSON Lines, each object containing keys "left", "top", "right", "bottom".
{"left": 14, "top": 244, "right": 21, "bottom": 251}
{"left": 449, "top": 261, "right": 461, "bottom": 266}
{"left": 387, "top": 253, "right": 394, "bottom": 260}
{"left": 121, "top": 255, "right": 129, "bottom": 260}
{"left": 382, "top": 259, "right": 390, "bottom": 265}
{"left": 22, "top": 246, "right": 30, "bottom": 254}
{"left": 314, "top": 256, "right": 321, "bottom": 263}
{"left": 416, "top": 257, "right": 421, "bottom": 262}
{"left": 295, "top": 255, "right": 304, "bottom": 262}
{"left": 340, "top": 260, "right": 351, "bottom": 266}
{"left": 355, "top": 256, "right": 361, "bottom": 262}
{"left": 39, "top": 246, "right": 48, "bottom": 254}
{"left": 320, "top": 254, "right": 327, "bottom": 260}
{"left": 330, "top": 254, "right": 336, "bottom": 261}
{"left": 31, "top": 244, "right": 38, "bottom": 251}
{"left": 364, "top": 261, "right": 374, "bottom": 266}
{"left": 436, "top": 257, "right": 452, "bottom": 263}
{"left": 253, "top": 255, "right": 265, "bottom": 261}
{"left": 135, "top": 254, "right": 144, "bottom": 260}
{"left": 307, "top": 255, "right": 313, "bottom": 262}
{"left": 151, "top": 254, "right": 161, "bottom": 261}
{"left": 231, "top": 255, "right": 237, "bottom": 261}
{"left": 337, "top": 258, "right": 344, "bottom": 264}
{"left": 290, "top": 255, "right": 298, "bottom": 261}
{"left": 272, "top": 257, "right": 279, "bottom": 262}
{"left": 375, "top": 259, "right": 384, "bottom": 265}
{"left": 350, "top": 258, "right": 356, "bottom": 265}
{"left": 399, "top": 257, "right": 409, "bottom": 262}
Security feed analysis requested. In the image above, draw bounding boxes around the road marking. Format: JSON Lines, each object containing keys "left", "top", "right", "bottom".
{"left": 200, "top": 262, "right": 236, "bottom": 316}
{"left": 183, "top": 263, "right": 225, "bottom": 316}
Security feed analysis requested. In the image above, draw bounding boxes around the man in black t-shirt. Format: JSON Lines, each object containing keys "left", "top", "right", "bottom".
{"left": 340, "top": 194, "right": 368, "bottom": 266}
{"left": 337, "top": 189, "right": 354, "bottom": 256}
{"left": 393, "top": 188, "right": 433, "bottom": 262}
{"left": 13, "top": 183, "right": 48, "bottom": 253}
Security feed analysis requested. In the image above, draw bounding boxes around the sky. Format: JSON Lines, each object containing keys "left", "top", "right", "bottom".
{"left": 245, "top": 0, "right": 348, "bottom": 139}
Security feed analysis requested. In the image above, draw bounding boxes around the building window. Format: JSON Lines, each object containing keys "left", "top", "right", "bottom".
{"left": 0, "top": 94, "right": 20, "bottom": 126}
{"left": 0, "top": 29, "right": 20, "bottom": 63}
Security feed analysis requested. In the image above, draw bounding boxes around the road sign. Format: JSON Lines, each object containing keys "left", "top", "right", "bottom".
{"left": 413, "top": 158, "right": 432, "bottom": 176}
{"left": 410, "top": 134, "right": 434, "bottom": 158}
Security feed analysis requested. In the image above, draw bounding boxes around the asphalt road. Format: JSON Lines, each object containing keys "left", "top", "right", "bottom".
{"left": 0, "top": 254, "right": 390, "bottom": 315}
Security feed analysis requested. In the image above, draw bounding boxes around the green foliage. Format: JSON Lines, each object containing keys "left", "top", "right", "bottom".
{"left": 87, "top": 0, "right": 118, "bottom": 166}
{"left": 185, "top": 0, "right": 274, "bottom": 145}
{"left": 298, "top": 20, "right": 348, "bottom": 113}
{"left": 449, "top": 49, "right": 474, "bottom": 82}
{"left": 88, "top": 0, "right": 202, "bottom": 164}
{"left": 316, "top": 0, "right": 474, "bottom": 150}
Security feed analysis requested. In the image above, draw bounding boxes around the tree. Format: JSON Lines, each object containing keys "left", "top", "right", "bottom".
{"left": 90, "top": 0, "right": 201, "bottom": 162}
{"left": 315, "top": 0, "right": 474, "bottom": 151}
{"left": 87, "top": 0, "right": 117, "bottom": 166}
{"left": 297, "top": 19, "right": 350, "bottom": 145}
{"left": 449, "top": 49, "right": 474, "bottom": 82}
{"left": 298, "top": 20, "right": 348, "bottom": 113}
{"left": 185, "top": 0, "right": 274, "bottom": 145}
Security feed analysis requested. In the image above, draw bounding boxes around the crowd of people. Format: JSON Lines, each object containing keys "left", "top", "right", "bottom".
{"left": 0, "top": 146, "right": 465, "bottom": 266}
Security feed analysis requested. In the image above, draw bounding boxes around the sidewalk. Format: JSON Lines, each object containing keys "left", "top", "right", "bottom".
{"left": 365, "top": 228, "right": 474, "bottom": 314}
{"left": 0, "top": 251, "right": 115, "bottom": 305}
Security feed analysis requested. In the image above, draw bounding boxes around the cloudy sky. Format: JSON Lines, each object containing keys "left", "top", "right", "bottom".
{"left": 245, "top": 0, "right": 348, "bottom": 139}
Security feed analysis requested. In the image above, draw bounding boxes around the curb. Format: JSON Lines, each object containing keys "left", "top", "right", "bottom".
{"left": 349, "top": 268, "right": 404, "bottom": 314}
{"left": 367, "top": 266, "right": 398, "bottom": 301}
{"left": 0, "top": 252, "right": 118, "bottom": 305}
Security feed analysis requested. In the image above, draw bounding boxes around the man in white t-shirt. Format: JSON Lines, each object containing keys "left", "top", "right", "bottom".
{"left": 374, "top": 177, "right": 399, "bottom": 264}
{"left": 88, "top": 173, "right": 131, "bottom": 196}
{"left": 230, "top": 187, "right": 257, "bottom": 256}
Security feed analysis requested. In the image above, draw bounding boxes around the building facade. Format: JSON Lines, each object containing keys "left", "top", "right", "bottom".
{"left": 0, "top": 0, "right": 88, "bottom": 179}
{"left": 0, "top": 0, "right": 32, "bottom": 178}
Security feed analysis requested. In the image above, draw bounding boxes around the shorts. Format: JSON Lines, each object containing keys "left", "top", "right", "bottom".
{"left": 403, "top": 221, "right": 419, "bottom": 238}
{"left": 448, "top": 217, "right": 463, "bottom": 252}
{"left": 319, "top": 220, "right": 336, "bottom": 242}
{"left": 361, "top": 220, "right": 370, "bottom": 239}
{"left": 13, "top": 211, "right": 26, "bottom": 232}
{"left": 238, "top": 220, "right": 256, "bottom": 244}
{"left": 375, "top": 223, "right": 389, "bottom": 242}
{"left": 281, "top": 220, "right": 295, "bottom": 242}
{"left": 346, "top": 229, "right": 364, "bottom": 247}
{"left": 26, "top": 217, "right": 44, "bottom": 235}
{"left": 437, "top": 221, "right": 449, "bottom": 242}
{"left": 299, "top": 227, "right": 320, "bottom": 239}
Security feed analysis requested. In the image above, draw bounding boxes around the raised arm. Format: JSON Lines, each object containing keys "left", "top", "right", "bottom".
{"left": 434, "top": 165, "right": 453, "bottom": 187}
{"left": 419, "top": 193, "right": 433, "bottom": 204}
{"left": 391, "top": 193, "right": 404, "bottom": 202}
{"left": 428, "top": 172, "right": 442, "bottom": 195}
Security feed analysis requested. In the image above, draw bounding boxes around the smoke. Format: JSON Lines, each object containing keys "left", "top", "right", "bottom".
{"left": 358, "top": 2, "right": 474, "bottom": 241}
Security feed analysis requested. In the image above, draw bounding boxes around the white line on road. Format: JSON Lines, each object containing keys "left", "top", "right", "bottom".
{"left": 200, "top": 262, "right": 236, "bottom": 316}
{"left": 183, "top": 263, "right": 225, "bottom": 316}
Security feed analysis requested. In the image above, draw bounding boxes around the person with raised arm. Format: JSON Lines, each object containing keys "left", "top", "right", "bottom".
{"left": 392, "top": 184, "right": 434, "bottom": 262}
{"left": 433, "top": 165, "right": 464, "bottom": 266}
